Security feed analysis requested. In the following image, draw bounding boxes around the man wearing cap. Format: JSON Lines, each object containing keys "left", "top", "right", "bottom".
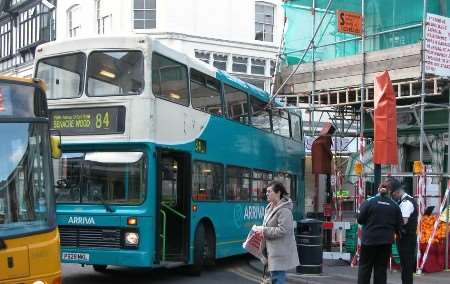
{"left": 357, "top": 178, "right": 403, "bottom": 284}
{"left": 391, "top": 184, "right": 418, "bottom": 284}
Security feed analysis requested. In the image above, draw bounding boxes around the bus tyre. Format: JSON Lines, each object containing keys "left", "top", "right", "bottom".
{"left": 189, "top": 223, "right": 210, "bottom": 276}
{"left": 93, "top": 265, "right": 107, "bottom": 272}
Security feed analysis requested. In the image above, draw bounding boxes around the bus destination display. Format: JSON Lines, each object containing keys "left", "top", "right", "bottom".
{"left": 50, "top": 106, "right": 125, "bottom": 135}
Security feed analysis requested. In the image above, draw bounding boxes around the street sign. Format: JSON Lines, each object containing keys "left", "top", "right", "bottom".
{"left": 425, "top": 13, "right": 450, "bottom": 77}
{"left": 337, "top": 10, "right": 362, "bottom": 36}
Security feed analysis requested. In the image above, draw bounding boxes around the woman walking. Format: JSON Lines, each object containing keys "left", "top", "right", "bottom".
{"left": 256, "top": 181, "right": 299, "bottom": 284}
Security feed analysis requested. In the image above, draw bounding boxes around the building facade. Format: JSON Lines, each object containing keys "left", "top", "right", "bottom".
{"left": 0, "top": 0, "right": 56, "bottom": 77}
{"left": 55, "top": 0, "right": 285, "bottom": 91}
{"left": 280, "top": 0, "right": 450, "bottom": 214}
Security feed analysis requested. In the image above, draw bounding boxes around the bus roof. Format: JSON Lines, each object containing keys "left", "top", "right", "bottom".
{"left": 36, "top": 35, "right": 151, "bottom": 58}
{"left": 216, "top": 70, "right": 270, "bottom": 103}
{"left": 36, "top": 35, "right": 284, "bottom": 109}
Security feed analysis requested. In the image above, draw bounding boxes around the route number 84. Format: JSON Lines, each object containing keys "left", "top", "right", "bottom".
{"left": 95, "top": 112, "right": 110, "bottom": 128}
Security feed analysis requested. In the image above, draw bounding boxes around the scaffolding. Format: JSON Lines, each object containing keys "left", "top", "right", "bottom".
{"left": 273, "top": 0, "right": 450, "bottom": 271}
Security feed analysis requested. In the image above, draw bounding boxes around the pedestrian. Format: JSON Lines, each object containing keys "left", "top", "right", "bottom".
{"left": 357, "top": 178, "right": 403, "bottom": 284}
{"left": 391, "top": 184, "right": 418, "bottom": 284}
{"left": 254, "top": 181, "right": 299, "bottom": 284}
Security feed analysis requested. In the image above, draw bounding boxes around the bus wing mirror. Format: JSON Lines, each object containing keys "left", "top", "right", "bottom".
{"left": 50, "top": 131, "right": 62, "bottom": 159}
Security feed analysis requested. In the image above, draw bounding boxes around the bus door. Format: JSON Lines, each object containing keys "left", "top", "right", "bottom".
{"left": 155, "top": 149, "right": 191, "bottom": 263}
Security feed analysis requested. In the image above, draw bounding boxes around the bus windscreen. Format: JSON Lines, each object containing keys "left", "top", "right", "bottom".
{"left": 0, "top": 83, "right": 36, "bottom": 118}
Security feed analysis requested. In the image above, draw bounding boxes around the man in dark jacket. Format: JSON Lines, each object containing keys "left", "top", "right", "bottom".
{"left": 357, "top": 178, "right": 403, "bottom": 284}
{"left": 391, "top": 184, "right": 418, "bottom": 284}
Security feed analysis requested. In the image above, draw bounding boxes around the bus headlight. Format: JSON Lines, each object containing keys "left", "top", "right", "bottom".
{"left": 124, "top": 232, "right": 139, "bottom": 247}
{"left": 33, "top": 281, "right": 46, "bottom": 284}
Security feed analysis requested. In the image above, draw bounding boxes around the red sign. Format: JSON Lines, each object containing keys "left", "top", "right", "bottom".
{"left": 337, "top": 10, "right": 362, "bottom": 36}
{"left": 323, "top": 221, "right": 334, "bottom": 230}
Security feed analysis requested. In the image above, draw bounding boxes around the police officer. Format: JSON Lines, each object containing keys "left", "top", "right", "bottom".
{"left": 357, "top": 178, "right": 403, "bottom": 284}
{"left": 391, "top": 184, "right": 418, "bottom": 284}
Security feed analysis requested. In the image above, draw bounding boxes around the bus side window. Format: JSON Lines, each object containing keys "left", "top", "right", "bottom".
{"left": 276, "top": 172, "right": 296, "bottom": 201}
{"left": 152, "top": 52, "right": 189, "bottom": 106}
{"left": 192, "top": 161, "right": 223, "bottom": 201}
{"left": 250, "top": 97, "right": 271, "bottom": 132}
{"left": 223, "top": 84, "right": 249, "bottom": 124}
{"left": 272, "top": 109, "right": 290, "bottom": 138}
{"left": 226, "top": 166, "right": 250, "bottom": 201}
{"left": 252, "top": 170, "right": 272, "bottom": 202}
{"left": 190, "top": 69, "right": 223, "bottom": 116}
{"left": 290, "top": 113, "right": 302, "bottom": 141}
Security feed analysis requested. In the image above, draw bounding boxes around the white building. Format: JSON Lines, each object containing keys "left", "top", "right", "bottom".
{"left": 55, "top": 0, "right": 284, "bottom": 91}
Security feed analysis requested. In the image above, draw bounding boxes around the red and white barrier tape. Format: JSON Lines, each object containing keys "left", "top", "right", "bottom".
{"left": 417, "top": 181, "right": 450, "bottom": 274}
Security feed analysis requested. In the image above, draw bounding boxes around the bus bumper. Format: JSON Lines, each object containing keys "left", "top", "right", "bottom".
{"left": 60, "top": 247, "right": 153, "bottom": 267}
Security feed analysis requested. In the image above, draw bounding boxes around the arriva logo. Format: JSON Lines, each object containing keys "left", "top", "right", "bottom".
{"left": 68, "top": 216, "right": 95, "bottom": 225}
{"left": 243, "top": 206, "right": 265, "bottom": 221}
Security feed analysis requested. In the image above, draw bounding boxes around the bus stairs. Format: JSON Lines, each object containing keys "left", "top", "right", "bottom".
{"left": 159, "top": 202, "right": 187, "bottom": 265}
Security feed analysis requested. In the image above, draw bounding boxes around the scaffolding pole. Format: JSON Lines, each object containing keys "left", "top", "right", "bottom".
{"left": 416, "top": 0, "right": 427, "bottom": 274}
{"left": 446, "top": 83, "right": 450, "bottom": 271}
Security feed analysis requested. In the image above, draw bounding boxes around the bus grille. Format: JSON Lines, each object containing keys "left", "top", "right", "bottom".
{"left": 59, "top": 226, "right": 122, "bottom": 248}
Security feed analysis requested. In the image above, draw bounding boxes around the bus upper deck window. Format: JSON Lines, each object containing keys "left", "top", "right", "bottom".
{"left": 87, "top": 51, "right": 144, "bottom": 97}
{"left": 35, "top": 53, "right": 86, "bottom": 99}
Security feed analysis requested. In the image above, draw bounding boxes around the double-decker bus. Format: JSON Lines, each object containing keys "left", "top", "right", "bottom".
{"left": 34, "top": 35, "right": 305, "bottom": 274}
{"left": 0, "top": 76, "right": 61, "bottom": 284}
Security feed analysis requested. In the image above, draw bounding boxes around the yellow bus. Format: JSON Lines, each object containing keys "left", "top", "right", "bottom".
{"left": 0, "top": 76, "right": 61, "bottom": 284}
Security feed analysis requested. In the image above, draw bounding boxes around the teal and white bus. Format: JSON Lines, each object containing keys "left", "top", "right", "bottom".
{"left": 34, "top": 35, "right": 305, "bottom": 273}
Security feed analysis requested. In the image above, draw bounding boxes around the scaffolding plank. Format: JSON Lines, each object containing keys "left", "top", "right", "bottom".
{"left": 292, "top": 67, "right": 421, "bottom": 93}
{"left": 288, "top": 53, "right": 420, "bottom": 86}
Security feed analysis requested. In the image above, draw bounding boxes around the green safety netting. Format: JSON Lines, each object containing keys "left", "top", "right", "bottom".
{"left": 283, "top": 0, "right": 450, "bottom": 65}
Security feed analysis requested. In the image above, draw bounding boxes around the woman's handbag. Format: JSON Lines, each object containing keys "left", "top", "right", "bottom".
{"left": 261, "top": 264, "right": 271, "bottom": 284}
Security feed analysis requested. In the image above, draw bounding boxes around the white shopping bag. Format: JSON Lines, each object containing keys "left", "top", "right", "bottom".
{"left": 243, "top": 225, "right": 265, "bottom": 263}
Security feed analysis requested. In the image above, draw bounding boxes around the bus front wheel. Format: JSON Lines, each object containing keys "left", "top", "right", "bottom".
{"left": 93, "top": 265, "right": 107, "bottom": 272}
{"left": 189, "top": 223, "right": 213, "bottom": 276}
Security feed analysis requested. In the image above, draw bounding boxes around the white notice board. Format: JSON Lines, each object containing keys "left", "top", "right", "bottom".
{"left": 425, "top": 13, "right": 450, "bottom": 77}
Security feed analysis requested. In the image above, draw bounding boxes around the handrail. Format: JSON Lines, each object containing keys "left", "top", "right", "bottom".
{"left": 160, "top": 209, "right": 167, "bottom": 262}
{"left": 159, "top": 202, "right": 186, "bottom": 262}
{"left": 161, "top": 202, "right": 186, "bottom": 219}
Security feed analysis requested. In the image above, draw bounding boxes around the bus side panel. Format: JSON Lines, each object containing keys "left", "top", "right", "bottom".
{"left": 189, "top": 202, "right": 266, "bottom": 261}
{"left": 184, "top": 116, "right": 304, "bottom": 262}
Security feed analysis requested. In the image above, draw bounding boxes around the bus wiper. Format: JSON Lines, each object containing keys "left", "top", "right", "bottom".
{"left": 97, "top": 197, "right": 115, "bottom": 213}
{"left": 92, "top": 190, "right": 115, "bottom": 213}
{"left": 0, "top": 238, "right": 6, "bottom": 250}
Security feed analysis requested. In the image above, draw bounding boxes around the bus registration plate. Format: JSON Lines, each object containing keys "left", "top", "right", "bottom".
{"left": 62, "top": 252, "right": 90, "bottom": 262}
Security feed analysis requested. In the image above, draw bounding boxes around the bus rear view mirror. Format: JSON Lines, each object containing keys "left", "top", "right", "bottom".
{"left": 49, "top": 131, "right": 62, "bottom": 159}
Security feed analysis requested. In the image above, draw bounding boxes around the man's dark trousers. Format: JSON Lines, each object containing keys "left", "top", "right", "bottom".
{"left": 357, "top": 244, "right": 391, "bottom": 284}
{"left": 397, "top": 235, "right": 416, "bottom": 284}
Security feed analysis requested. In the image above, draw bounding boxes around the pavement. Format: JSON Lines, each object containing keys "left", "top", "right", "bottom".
{"left": 248, "top": 259, "right": 450, "bottom": 284}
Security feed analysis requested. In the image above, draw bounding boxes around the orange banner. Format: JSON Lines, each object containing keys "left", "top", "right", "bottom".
{"left": 373, "top": 71, "right": 398, "bottom": 165}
